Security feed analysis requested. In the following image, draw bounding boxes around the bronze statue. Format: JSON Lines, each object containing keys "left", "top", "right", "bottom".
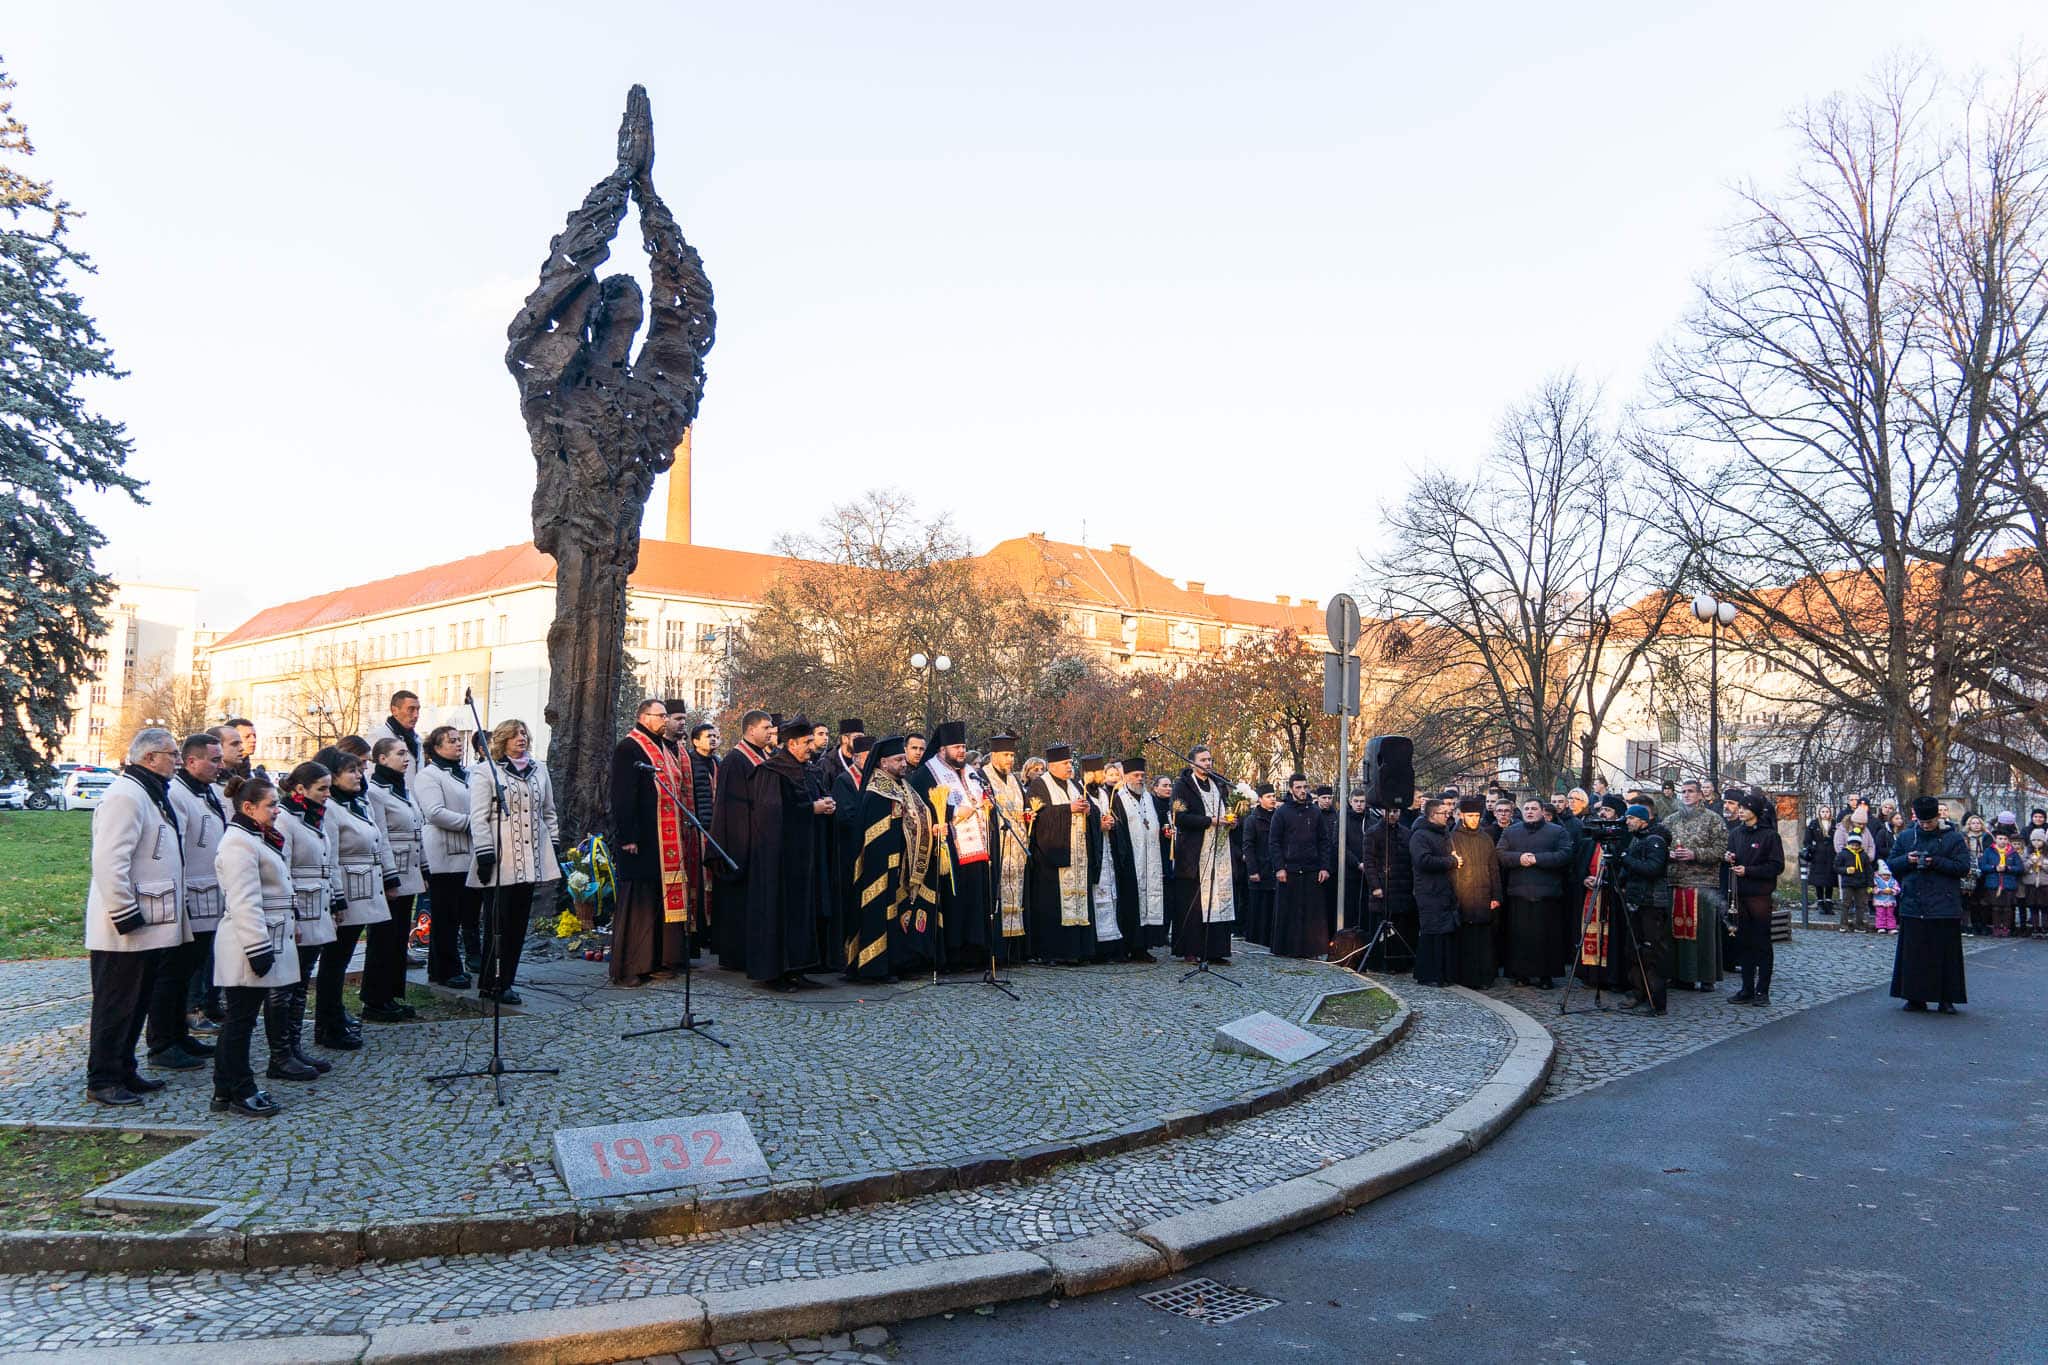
{"left": 506, "top": 85, "right": 714, "bottom": 840}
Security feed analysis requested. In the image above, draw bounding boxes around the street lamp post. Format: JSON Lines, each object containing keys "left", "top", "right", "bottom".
{"left": 1690, "top": 594, "right": 1738, "bottom": 794}
{"left": 909, "top": 651, "right": 951, "bottom": 730}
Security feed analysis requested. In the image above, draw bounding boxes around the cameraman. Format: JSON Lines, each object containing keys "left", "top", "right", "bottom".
{"left": 1614, "top": 803, "right": 1671, "bottom": 1014}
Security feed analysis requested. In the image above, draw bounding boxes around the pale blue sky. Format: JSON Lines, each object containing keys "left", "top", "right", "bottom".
{"left": 9, "top": 1, "right": 2037, "bottom": 630}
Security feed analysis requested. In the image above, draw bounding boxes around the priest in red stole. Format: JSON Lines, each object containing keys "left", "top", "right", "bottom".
{"left": 608, "top": 698, "right": 698, "bottom": 984}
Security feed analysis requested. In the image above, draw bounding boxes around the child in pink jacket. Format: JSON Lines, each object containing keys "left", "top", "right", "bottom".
{"left": 1871, "top": 861, "right": 1900, "bottom": 934}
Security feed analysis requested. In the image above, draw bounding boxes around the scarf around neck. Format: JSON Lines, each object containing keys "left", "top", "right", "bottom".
{"left": 370, "top": 764, "right": 409, "bottom": 800}
{"left": 232, "top": 810, "right": 286, "bottom": 853}
{"left": 428, "top": 750, "right": 469, "bottom": 785}
{"left": 176, "top": 768, "right": 226, "bottom": 822}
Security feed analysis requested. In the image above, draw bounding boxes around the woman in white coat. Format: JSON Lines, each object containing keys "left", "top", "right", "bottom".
{"left": 82, "top": 728, "right": 189, "bottom": 1107}
{"left": 312, "top": 746, "right": 395, "bottom": 1050}
{"left": 363, "top": 737, "right": 425, "bottom": 1020}
{"left": 210, "top": 774, "right": 300, "bottom": 1117}
{"left": 416, "top": 725, "right": 481, "bottom": 990}
{"left": 467, "top": 719, "right": 559, "bottom": 1004}
{"left": 274, "top": 760, "right": 341, "bottom": 1081}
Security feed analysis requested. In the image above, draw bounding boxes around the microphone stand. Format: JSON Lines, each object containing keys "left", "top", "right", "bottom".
{"left": 934, "top": 766, "right": 1020, "bottom": 1000}
{"left": 621, "top": 757, "right": 737, "bottom": 1048}
{"left": 1142, "top": 740, "right": 1242, "bottom": 988}
{"left": 426, "top": 688, "right": 558, "bottom": 1105}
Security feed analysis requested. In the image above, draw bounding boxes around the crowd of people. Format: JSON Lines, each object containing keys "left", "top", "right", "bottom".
{"left": 79, "top": 695, "right": 542, "bottom": 1115}
{"left": 78, "top": 694, "right": 2002, "bottom": 1114}
{"left": 1804, "top": 800, "right": 2048, "bottom": 938}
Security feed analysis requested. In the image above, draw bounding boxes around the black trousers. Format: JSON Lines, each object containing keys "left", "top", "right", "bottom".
{"left": 425, "top": 873, "right": 481, "bottom": 982}
{"left": 316, "top": 925, "right": 363, "bottom": 1029}
{"left": 146, "top": 930, "right": 212, "bottom": 1054}
{"left": 87, "top": 948, "right": 162, "bottom": 1090}
{"left": 212, "top": 985, "right": 266, "bottom": 1099}
{"left": 1736, "top": 892, "right": 1775, "bottom": 995}
{"left": 480, "top": 882, "right": 535, "bottom": 993}
{"left": 361, "top": 895, "right": 413, "bottom": 1006}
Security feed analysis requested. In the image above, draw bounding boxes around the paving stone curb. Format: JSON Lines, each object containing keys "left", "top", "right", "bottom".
{"left": 13, "top": 986, "right": 1542, "bottom": 1362}
{"left": 0, "top": 986, "right": 1542, "bottom": 1360}
{"left": 0, "top": 986, "right": 1417, "bottom": 1277}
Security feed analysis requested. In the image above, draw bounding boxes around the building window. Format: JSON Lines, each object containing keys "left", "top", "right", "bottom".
{"left": 1657, "top": 713, "right": 1679, "bottom": 743}
{"left": 88, "top": 718, "right": 105, "bottom": 738}
{"left": 498, "top": 615, "right": 510, "bottom": 644}
{"left": 1769, "top": 762, "right": 1798, "bottom": 785}
{"left": 1624, "top": 739, "right": 1661, "bottom": 779}
{"left": 91, "top": 684, "right": 107, "bottom": 704}
{"left": 625, "top": 617, "right": 648, "bottom": 648}
{"left": 697, "top": 625, "right": 718, "bottom": 653}
{"left": 693, "top": 678, "right": 713, "bottom": 710}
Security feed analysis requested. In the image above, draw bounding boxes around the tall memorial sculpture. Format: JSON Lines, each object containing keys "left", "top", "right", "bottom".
{"left": 506, "top": 85, "right": 715, "bottom": 841}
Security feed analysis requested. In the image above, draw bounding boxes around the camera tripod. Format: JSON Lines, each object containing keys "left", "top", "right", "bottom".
{"left": 1559, "top": 843, "right": 1655, "bottom": 1016}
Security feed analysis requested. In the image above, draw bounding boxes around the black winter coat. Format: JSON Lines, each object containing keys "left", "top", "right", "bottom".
{"left": 1618, "top": 822, "right": 1671, "bottom": 910}
{"left": 1408, "top": 819, "right": 1458, "bottom": 934}
{"left": 1496, "top": 820, "right": 1576, "bottom": 899}
{"left": 1270, "top": 798, "right": 1333, "bottom": 870}
{"left": 1891, "top": 824, "right": 1970, "bottom": 919}
{"left": 1726, "top": 822, "right": 1785, "bottom": 896}
{"left": 1360, "top": 816, "right": 1414, "bottom": 902}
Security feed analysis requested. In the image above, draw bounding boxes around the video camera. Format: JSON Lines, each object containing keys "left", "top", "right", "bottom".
{"left": 1580, "top": 815, "right": 1631, "bottom": 854}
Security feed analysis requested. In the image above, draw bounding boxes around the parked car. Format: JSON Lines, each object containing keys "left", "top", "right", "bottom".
{"left": 0, "top": 779, "right": 24, "bottom": 811}
{"left": 59, "top": 770, "right": 116, "bottom": 812}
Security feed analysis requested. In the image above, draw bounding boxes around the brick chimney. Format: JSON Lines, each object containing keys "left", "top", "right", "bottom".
{"left": 1186, "top": 581, "right": 1205, "bottom": 595}
{"left": 664, "top": 428, "right": 693, "bottom": 544}
{"left": 1110, "top": 543, "right": 1131, "bottom": 556}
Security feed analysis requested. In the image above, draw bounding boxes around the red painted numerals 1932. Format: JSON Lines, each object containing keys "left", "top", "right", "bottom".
{"left": 589, "top": 1130, "right": 732, "bottom": 1179}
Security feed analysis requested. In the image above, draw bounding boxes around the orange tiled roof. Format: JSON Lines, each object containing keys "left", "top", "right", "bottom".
{"left": 214, "top": 532, "right": 1326, "bottom": 653}
{"left": 982, "top": 535, "right": 1326, "bottom": 634}
{"left": 211, "top": 541, "right": 796, "bottom": 650}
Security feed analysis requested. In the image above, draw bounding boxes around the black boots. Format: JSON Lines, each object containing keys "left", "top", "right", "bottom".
{"left": 265, "top": 988, "right": 318, "bottom": 1081}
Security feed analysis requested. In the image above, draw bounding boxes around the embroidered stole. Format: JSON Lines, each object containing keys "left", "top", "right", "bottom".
{"left": 1671, "top": 886, "right": 1698, "bottom": 941}
{"left": 1192, "top": 778, "right": 1236, "bottom": 925}
{"left": 627, "top": 729, "right": 691, "bottom": 924}
{"left": 1579, "top": 844, "right": 1609, "bottom": 966}
{"left": 983, "top": 766, "right": 1028, "bottom": 938}
{"left": 1044, "top": 776, "right": 1091, "bottom": 927}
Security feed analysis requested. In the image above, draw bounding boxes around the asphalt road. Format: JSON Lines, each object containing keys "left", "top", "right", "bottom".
{"left": 897, "top": 941, "right": 2048, "bottom": 1364}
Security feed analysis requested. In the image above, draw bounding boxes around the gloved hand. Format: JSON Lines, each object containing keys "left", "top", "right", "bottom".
{"left": 329, "top": 894, "right": 347, "bottom": 914}
{"left": 475, "top": 850, "right": 498, "bottom": 885}
{"left": 249, "top": 949, "right": 276, "bottom": 978}
{"left": 383, "top": 875, "right": 402, "bottom": 895}
{"left": 110, "top": 906, "right": 146, "bottom": 935}
{"left": 552, "top": 840, "right": 565, "bottom": 864}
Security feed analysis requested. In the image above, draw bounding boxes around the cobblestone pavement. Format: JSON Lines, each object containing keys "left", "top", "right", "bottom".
{"left": 0, "top": 951, "right": 1380, "bottom": 1229}
{"left": 1485, "top": 926, "right": 2008, "bottom": 1101}
{"left": 0, "top": 981, "right": 1515, "bottom": 1352}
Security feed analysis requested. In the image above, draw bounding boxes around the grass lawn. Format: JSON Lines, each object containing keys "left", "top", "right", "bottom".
{"left": 0, "top": 1127, "right": 194, "bottom": 1231}
{"left": 0, "top": 811, "right": 91, "bottom": 960}
{"left": 1308, "top": 985, "right": 1400, "bottom": 1031}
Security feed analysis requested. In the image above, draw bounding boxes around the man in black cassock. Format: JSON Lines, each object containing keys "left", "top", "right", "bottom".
{"left": 1107, "top": 756, "right": 1166, "bottom": 959}
{"left": 1269, "top": 775, "right": 1334, "bottom": 959}
{"left": 710, "top": 709, "right": 773, "bottom": 972}
{"left": 908, "top": 721, "right": 994, "bottom": 971}
{"left": 843, "top": 736, "right": 935, "bottom": 981}
{"left": 1023, "top": 744, "right": 1097, "bottom": 964}
{"left": 741, "top": 716, "right": 830, "bottom": 991}
{"left": 977, "top": 734, "right": 1030, "bottom": 965}
{"left": 1169, "top": 746, "right": 1238, "bottom": 963}
{"left": 1360, "top": 803, "right": 1416, "bottom": 972}
{"left": 608, "top": 698, "right": 692, "bottom": 984}
{"left": 802, "top": 724, "right": 847, "bottom": 973}
{"left": 830, "top": 719, "right": 865, "bottom": 787}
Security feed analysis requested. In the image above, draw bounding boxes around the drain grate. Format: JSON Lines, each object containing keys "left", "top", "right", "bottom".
{"left": 1140, "top": 1277, "right": 1282, "bottom": 1326}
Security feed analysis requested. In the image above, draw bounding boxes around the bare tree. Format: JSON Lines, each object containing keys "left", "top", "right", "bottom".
{"left": 729, "top": 490, "right": 1070, "bottom": 737}
{"left": 1362, "top": 376, "right": 1682, "bottom": 795}
{"left": 118, "top": 660, "right": 213, "bottom": 741}
{"left": 276, "top": 647, "right": 374, "bottom": 759}
{"left": 1645, "top": 58, "right": 2048, "bottom": 799}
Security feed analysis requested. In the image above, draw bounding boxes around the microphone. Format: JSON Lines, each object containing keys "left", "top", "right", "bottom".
{"left": 634, "top": 761, "right": 656, "bottom": 773}
{"left": 463, "top": 687, "right": 474, "bottom": 705}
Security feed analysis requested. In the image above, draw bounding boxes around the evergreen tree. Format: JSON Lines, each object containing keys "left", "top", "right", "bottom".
{"left": 0, "top": 61, "right": 143, "bottom": 779}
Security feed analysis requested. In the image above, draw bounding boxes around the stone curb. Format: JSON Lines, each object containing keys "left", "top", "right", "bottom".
{"left": 0, "top": 973, "right": 1415, "bottom": 1277}
{"left": 1, "top": 985, "right": 1553, "bottom": 1360}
